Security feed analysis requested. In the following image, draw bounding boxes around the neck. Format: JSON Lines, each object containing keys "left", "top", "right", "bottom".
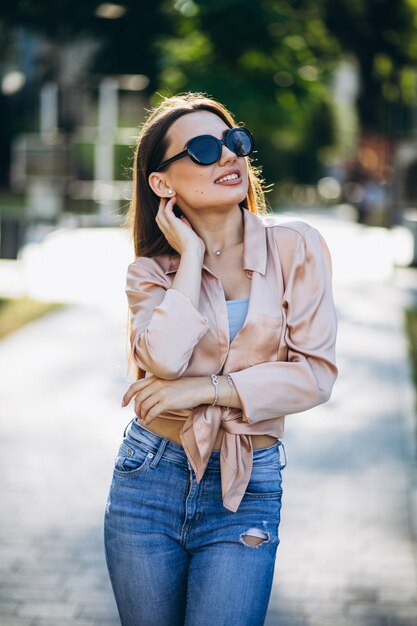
{"left": 184, "top": 206, "right": 244, "bottom": 257}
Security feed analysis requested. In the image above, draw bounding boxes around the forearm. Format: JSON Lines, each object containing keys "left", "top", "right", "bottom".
{"left": 126, "top": 252, "right": 209, "bottom": 380}
{"left": 193, "top": 376, "right": 242, "bottom": 409}
{"left": 171, "top": 248, "right": 204, "bottom": 309}
{"left": 228, "top": 356, "right": 338, "bottom": 424}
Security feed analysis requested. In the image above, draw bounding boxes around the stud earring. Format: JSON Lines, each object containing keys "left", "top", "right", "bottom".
{"left": 167, "top": 189, "right": 173, "bottom": 194}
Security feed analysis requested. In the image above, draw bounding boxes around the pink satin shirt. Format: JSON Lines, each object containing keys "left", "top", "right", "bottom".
{"left": 125, "top": 208, "right": 338, "bottom": 512}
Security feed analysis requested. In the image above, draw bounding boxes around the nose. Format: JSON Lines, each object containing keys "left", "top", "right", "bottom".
{"left": 218, "top": 142, "right": 238, "bottom": 166}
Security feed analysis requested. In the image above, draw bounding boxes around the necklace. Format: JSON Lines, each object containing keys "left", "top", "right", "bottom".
{"left": 213, "top": 240, "right": 242, "bottom": 257}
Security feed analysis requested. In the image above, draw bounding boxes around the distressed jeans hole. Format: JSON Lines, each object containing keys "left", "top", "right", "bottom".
{"left": 240, "top": 528, "right": 269, "bottom": 548}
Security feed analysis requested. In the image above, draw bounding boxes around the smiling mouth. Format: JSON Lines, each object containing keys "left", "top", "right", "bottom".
{"left": 214, "top": 173, "right": 241, "bottom": 184}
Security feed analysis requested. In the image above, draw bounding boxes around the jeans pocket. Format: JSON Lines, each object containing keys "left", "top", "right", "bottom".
{"left": 244, "top": 464, "right": 283, "bottom": 499}
{"left": 113, "top": 439, "right": 154, "bottom": 476}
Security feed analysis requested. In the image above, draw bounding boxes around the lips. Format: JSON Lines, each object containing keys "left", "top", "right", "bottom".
{"left": 214, "top": 168, "right": 241, "bottom": 183}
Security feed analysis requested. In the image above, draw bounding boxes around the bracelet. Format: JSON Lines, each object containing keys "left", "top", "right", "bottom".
{"left": 210, "top": 373, "right": 219, "bottom": 406}
{"left": 225, "top": 374, "right": 234, "bottom": 412}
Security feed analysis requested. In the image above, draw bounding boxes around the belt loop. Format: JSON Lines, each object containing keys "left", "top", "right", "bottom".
{"left": 278, "top": 440, "right": 287, "bottom": 470}
{"left": 123, "top": 417, "right": 134, "bottom": 438}
{"left": 149, "top": 436, "right": 169, "bottom": 468}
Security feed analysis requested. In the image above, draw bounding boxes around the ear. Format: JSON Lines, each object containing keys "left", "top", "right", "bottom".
{"left": 148, "top": 173, "right": 174, "bottom": 199}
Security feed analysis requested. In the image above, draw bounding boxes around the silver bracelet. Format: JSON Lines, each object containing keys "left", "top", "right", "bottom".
{"left": 210, "top": 373, "right": 219, "bottom": 406}
{"left": 221, "top": 375, "right": 235, "bottom": 414}
{"left": 225, "top": 374, "right": 234, "bottom": 411}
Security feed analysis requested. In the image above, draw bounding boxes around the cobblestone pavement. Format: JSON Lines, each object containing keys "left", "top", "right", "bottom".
{"left": 0, "top": 213, "right": 417, "bottom": 625}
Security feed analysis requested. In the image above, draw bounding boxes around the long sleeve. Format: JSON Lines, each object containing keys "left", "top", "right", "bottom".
{"left": 228, "top": 226, "right": 338, "bottom": 423}
{"left": 126, "top": 257, "right": 210, "bottom": 379}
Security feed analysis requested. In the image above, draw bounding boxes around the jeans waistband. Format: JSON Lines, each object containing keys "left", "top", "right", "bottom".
{"left": 123, "top": 418, "right": 287, "bottom": 469}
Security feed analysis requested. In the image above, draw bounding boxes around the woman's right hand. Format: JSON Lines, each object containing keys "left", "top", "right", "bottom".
{"left": 155, "top": 196, "right": 205, "bottom": 257}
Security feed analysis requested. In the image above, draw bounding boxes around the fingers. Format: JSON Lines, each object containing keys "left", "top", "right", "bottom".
{"left": 121, "top": 376, "right": 155, "bottom": 407}
{"left": 136, "top": 397, "right": 161, "bottom": 424}
{"left": 132, "top": 385, "right": 155, "bottom": 420}
{"left": 157, "top": 194, "right": 176, "bottom": 215}
{"left": 155, "top": 195, "right": 177, "bottom": 232}
{"left": 121, "top": 385, "right": 143, "bottom": 408}
{"left": 142, "top": 406, "right": 160, "bottom": 425}
{"left": 121, "top": 377, "right": 165, "bottom": 424}
{"left": 121, "top": 383, "right": 137, "bottom": 407}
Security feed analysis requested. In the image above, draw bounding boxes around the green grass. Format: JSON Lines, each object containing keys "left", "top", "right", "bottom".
{"left": 0, "top": 297, "right": 68, "bottom": 339}
{"left": 405, "top": 307, "right": 417, "bottom": 414}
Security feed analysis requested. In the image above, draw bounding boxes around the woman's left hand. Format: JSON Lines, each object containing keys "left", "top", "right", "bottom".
{"left": 121, "top": 375, "right": 206, "bottom": 424}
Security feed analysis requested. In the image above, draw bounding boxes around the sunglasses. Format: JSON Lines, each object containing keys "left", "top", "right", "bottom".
{"left": 155, "top": 126, "right": 255, "bottom": 171}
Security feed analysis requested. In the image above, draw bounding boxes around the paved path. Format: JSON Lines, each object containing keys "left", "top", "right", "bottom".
{"left": 267, "top": 270, "right": 417, "bottom": 626}
{"left": 0, "top": 213, "right": 416, "bottom": 625}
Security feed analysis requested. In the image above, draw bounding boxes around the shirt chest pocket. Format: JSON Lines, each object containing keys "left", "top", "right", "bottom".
{"left": 245, "top": 311, "right": 282, "bottom": 364}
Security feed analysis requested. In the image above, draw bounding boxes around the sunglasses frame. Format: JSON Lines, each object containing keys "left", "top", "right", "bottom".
{"left": 155, "top": 126, "right": 254, "bottom": 172}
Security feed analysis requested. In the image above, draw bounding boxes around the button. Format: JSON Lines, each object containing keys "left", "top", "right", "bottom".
{"left": 148, "top": 452, "right": 154, "bottom": 458}
{"left": 127, "top": 448, "right": 134, "bottom": 455}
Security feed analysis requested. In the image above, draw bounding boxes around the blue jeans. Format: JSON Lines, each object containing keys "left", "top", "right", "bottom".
{"left": 103, "top": 418, "right": 287, "bottom": 626}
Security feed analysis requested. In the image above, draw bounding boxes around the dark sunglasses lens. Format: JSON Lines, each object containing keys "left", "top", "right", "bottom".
{"left": 227, "top": 128, "right": 254, "bottom": 156}
{"left": 188, "top": 136, "right": 220, "bottom": 165}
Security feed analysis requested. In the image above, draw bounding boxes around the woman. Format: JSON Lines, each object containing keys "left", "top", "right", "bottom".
{"left": 104, "top": 92, "right": 338, "bottom": 626}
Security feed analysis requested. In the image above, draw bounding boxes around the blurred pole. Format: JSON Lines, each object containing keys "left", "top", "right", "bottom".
{"left": 24, "top": 82, "right": 63, "bottom": 244}
{"left": 94, "top": 77, "right": 118, "bottom": 224}
{"left": 40, "top": 83, "right": 58, "bottom": 140}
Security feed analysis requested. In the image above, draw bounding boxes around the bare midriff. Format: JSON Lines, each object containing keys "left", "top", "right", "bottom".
{"left": 136, "top": 416, "right": 277, "bottom": 450}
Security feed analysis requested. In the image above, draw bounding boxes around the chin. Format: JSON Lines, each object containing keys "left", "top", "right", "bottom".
{"left": 214, "top": 186, "right": 247, "bottom": 200}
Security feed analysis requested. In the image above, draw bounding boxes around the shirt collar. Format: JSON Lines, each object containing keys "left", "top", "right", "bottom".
{"left": 165, "top": 208, "right": 267, "bottom": 276}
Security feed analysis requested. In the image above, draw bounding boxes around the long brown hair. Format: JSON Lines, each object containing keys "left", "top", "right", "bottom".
{"left": 123, "top": 91, "right": 270, "bottom": 381}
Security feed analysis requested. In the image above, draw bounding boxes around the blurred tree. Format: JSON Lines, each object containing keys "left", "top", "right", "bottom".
{"left": 154, "top": 0, "right": 417, "bottom": 184}
{"left": 2, "top": 0, "right": 417, "bottom": 189}
{"left": 0, "top": 0, "right": 171, "bottom": 185}
{"left": 154, "top": 0, "right": 341, "bottom": 185}
{"left": 0, "top": 0, "right": 170, "bottom": 89}
{"left": 324, "top": 0, "right": 417, "bottom": 135}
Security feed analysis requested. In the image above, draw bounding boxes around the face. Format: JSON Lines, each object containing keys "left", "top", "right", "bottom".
{"left": 148, "top": 110, "right": 249, "bottom": 214}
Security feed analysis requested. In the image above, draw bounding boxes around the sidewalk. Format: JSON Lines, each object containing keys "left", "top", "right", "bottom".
{"left": 267, "top": 267, "right": 417, "bottom": 626}
{"left": 0, "top": 302, "right": 124, "bottom": 625}
{"left": 0, "top": 214, "right": 416, "bottom": 625}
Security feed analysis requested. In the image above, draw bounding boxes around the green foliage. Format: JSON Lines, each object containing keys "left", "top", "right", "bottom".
{"left": 114, "top": 144, "right": 133, "bottom": 180}
{"left": 152, "top": 0, "right": 340, "bottom": 183}
{"left": 0, "top": 1, "right": 171, "bottom": 84}
{"left": 3, "top": 0, "right": 417, "bottom": 184}
{"left": 405, "top": 307, "right": 417, "bottom": 410}
{"left": 323, "top": 0, "right": 417, "bottom": 131}
{"left": 0, "top": 297, "right": 66, "bottom": 339}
